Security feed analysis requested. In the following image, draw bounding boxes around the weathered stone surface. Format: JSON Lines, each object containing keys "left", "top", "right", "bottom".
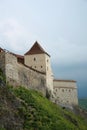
{"left": 1, "top": 52, "right": 46, "bottom": 96}
{"left": 0, "top": 47, "right": 78, "bottom": 107}
{"left": 53, "top": 80, "right": 78, "bottom": 106}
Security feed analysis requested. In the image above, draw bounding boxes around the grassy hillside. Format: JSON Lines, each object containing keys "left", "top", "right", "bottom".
{"left": 0, "top": 86, "right": 87, "bottom": 130}
{"left": 79, "top": 99, "right": 87, "bottom": 110}
{"left": 0, "top": 68, "right": 87, "bottom": 130}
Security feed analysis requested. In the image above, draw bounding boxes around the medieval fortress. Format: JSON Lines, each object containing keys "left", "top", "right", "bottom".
{"left": 0, "top": 41, "right": 78, "bottom": 107}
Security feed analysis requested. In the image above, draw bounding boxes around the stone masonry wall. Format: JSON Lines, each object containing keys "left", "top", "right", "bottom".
{"left": 53, "top": 80, "right": 78, "bottom": 106}
{"left": 5, "top": 52, "right": 18, "bottom": 86}
{"left": 0, "top": 51, "right": 78, "bottom": 106}
{"left": 0, "top": 51, "right": 5, "bottom": 74}
{"left": 17, "top": 63, "right": 46, "bottom": 95}
{"left": 5, "top": 52, "right": 46, "bottom": 95}
{"left": 25, "top": 53, "right": 53, "bottom": 92}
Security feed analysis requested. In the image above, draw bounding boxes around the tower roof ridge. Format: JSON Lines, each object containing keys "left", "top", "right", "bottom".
{"left": 24, "top": 41, "right": 50, "bottom": 57}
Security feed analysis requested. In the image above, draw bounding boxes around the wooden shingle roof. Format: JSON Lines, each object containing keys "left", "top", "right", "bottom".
{"left": 25, "top": 41, "right": 50, "bottom": 57}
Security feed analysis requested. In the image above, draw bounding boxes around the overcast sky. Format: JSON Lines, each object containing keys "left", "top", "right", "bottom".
{"left": 0, "top": 0, "right": 87, "bottom": 98}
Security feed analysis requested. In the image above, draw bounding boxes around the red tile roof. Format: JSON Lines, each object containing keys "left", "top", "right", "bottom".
{"left": 0, "top": 47, "right": 4, "bottom": 52}
{"left": 13, "top": 54, "right": 24, "bottom": 64}
{"left": 14, "top": 54, "right": 24, "bottom": 59}
{"left": 25, "top": 41, "right": 50, "bottom": 57}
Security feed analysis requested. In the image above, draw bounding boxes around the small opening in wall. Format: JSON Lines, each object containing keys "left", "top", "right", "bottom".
{"left": 47, "top": 59, "right": 49, "bottom": 62}
{"left": 34, "top": 58, "right": 36, "bottom": 61}
{"left": 41, "top": 66, "right": 43, "bottom": 68}
{"left": 62, "top": 107, "right": 66, "bottom": 109}
{"left": 54, "top": 92, "right": 56, "bottom": 95}
{"left": 62, "top": 89, "right": 64, "bottom": 92}
{"left": 69, "top": 89, "right": 71, "bottom": 92}
{"left": 35, "top": 66, "right": 36, "bottom": 68}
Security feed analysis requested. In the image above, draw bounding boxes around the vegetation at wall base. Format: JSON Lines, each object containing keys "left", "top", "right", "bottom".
{"left": 0, "top": 69, "right": 87, "bottom": 130}
{"left": 0, "top": 85, "right": 87, "bottom": 130}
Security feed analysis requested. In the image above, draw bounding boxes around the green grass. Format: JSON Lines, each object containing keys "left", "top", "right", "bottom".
{"left": 0, "top": 69, "right": 87, "bottom": 130}
{"left": 0, "top": 128, "right": 6, "bottom": 130}
{"left": 8, "top": 86, "right": 87, "bottom": 130}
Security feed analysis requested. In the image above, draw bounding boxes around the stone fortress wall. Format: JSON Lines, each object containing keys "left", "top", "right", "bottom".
{"left": 0, "top": 50, "right": 46, "bottom": 95}
{"left": 0, "top": 42, "right": 78, "bottom": 107}
{"left": 53, "top": 80, "right": 78, "bottom": 106}
{"left": 25, "top": 53, "right": 53, "bottom": 91}
{"left": 0, "top": 51, "right": 5, "bottom": 74}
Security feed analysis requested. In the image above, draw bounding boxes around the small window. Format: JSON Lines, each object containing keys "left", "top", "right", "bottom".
{"left": 35, "top": 66, "right": 36, "bottom": 68}
{"left": 34, "top": 58, "right": 36, "bottom": 61}
{"left": 41, "top": 66, "right": 43, "bottom": 68}
{"left": 69, "top": 89, "right": 71, "bottom": 92}
{"left": 62, "top": 89, "right": 64, "bottom": 92}
{"left": 47, "top": 59, "right": 49, "bottom": 62}
{"left": 56, "top": 89, "right": 57, "bottom": 92}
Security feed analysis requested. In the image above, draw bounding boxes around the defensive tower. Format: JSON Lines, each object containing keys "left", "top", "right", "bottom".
{"left": 24, "top": 41, "right": 53, "bottom": 91}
